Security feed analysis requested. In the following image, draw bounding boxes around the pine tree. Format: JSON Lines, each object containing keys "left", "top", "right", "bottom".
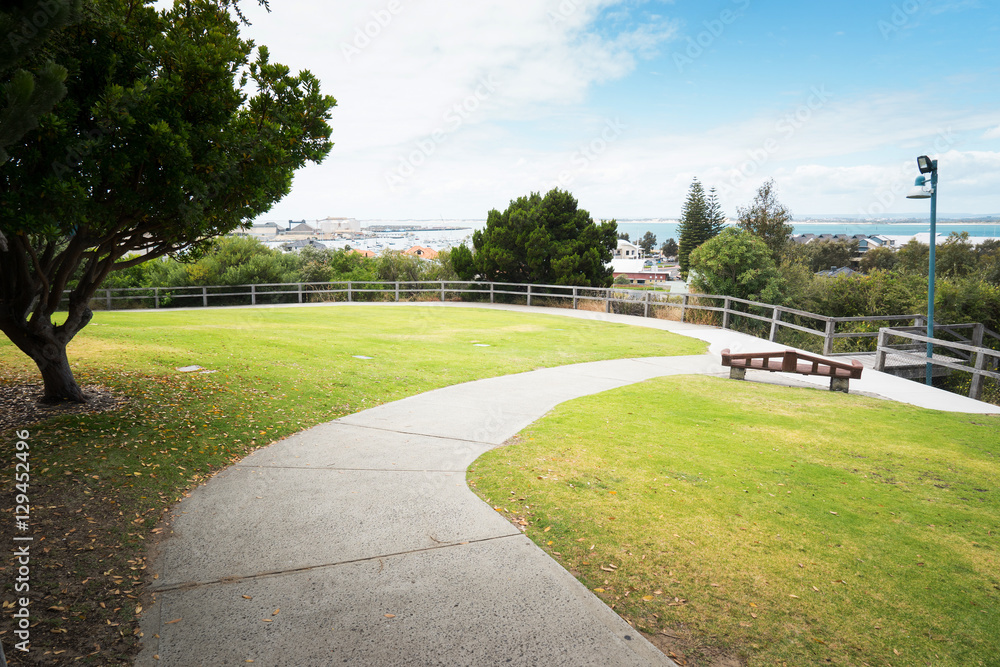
{"left": 677, "top": 178, "right": 711, "bottom": 277}
{"left": 707, "top": 187, "right": 727, "bottom": 237}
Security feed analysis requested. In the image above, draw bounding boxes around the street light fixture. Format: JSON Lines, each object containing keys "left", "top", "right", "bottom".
{"left": 905, "top": 155, "right": 938, "bottom": 386}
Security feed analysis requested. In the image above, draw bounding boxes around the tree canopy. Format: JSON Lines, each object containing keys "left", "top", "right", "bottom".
{"left": 637, "top": 230, "right": 657, "bottom": 255}
{"left": 471, "top": 188, "right": 616, "bottom": 287}
{"left": 0, "top": 0, "right": 336, "bottom": 401}
{"left": 660, "top": 237, "right": 678, "bottom": 257}
{"left": 736, "top": 179, "right": 793, "bottom": 258}
{"left": 689, "top": 227, "right": 785, "bottom": 304}
{"left": 0, "top": 0, "right": 82, "bottom": 166}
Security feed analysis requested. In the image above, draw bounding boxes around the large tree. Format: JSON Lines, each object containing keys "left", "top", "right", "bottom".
{"left": 637, "top": 230, "right": 657, "bottom": 255}
{"left": 676, "top": 178, "right": 718, "bottom": 278}
{"left": 689, "top": 227, "right": 785, "bottom": 304}
{"left": 471, "top": 188, "right": 616, "bottom": 287}
{"left": 736, "top": 179, "right": 793, "bottom": 258}
{"left": 660, "top": 237, "right": 678, "bottom": 258}
{"left": 1, "top": 0, "right": 82, "bottom": 166}
{"left": 0, "top": 0, "right": 335, "bottom": 402}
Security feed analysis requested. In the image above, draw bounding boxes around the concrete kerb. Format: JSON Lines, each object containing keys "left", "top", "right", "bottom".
{"left": 136, "top": 301, "right": 997, "bottom": 666}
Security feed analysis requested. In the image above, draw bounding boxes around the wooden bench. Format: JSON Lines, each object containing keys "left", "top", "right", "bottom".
{"left": 720, "top": 348, "right": 863, "bottom": 393}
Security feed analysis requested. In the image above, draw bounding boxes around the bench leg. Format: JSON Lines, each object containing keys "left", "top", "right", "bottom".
{"left": 730, "top": 367, "right": 746, "bottom": 380}
{"left": 830, "top": 377, "right": 849, "bottom": 393}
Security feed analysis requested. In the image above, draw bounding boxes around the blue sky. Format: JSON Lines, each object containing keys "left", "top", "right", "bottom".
{"left": 231, "top": 0, "right": 1000, "bottom": 222}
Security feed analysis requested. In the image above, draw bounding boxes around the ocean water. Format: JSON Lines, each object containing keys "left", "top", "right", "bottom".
{"left": 612, "top": 221, "right": 1000, "bottom": 244}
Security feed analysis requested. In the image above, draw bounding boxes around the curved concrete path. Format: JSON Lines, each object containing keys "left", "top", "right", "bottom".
{"left": 137, "top": 304, "right": 997, "bottom": 667}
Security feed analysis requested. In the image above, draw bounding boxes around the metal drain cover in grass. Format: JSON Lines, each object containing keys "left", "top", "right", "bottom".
{"left": 352, "top": 355, "right": 374, "bottom": 360}
{"left": 177, "top": 365, "right": 203, "bottom": 372}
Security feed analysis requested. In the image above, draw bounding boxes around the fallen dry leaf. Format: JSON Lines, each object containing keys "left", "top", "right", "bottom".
{"left": 642, "top": 595, "right": 654, "bottom": 601}
{"left": 272, "top": 609, "right": 279, "bottom": 616}
{"left": 543, "top": 526, "right": 552, "bottom": 532}
{"left": 789, "top": 594, "right": 800, "bottom": 599}
{"left": 594, "top": 588, "right": 606, "bottom": 593}
{"left": 165, "top": 618, "right": 182, "bottom": 625}
{"left": 242, "top": 595, "right": 252, "bottom": 600}
{"left": 261, "top": 619, "right": 272, "bottom": 623}
{"left": 384, "top": 614, "right": 396, "bottom": 618}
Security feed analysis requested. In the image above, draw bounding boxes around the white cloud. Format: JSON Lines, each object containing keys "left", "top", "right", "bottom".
{"left": 231, "top": 2, "right": 1000, "bottom": 221}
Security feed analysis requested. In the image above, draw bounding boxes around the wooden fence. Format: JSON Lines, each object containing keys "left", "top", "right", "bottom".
{"left": 77, "top": 281, "right": 929, "bottom": 357}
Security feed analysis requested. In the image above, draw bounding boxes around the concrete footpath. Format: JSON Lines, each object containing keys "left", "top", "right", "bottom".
{"left": 137, "top": 304, "right": 997, "bottom": 667}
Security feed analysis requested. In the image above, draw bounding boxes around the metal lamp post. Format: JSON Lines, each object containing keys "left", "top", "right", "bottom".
{"left": 905, "top": 155, "right": 938, "bottom": 385}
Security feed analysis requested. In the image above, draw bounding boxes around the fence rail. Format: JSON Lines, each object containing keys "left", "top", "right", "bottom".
{"left": 875, "top": 327, "right": 1000, "bottom": 401}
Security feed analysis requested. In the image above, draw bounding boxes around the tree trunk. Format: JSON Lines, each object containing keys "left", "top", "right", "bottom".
{"left": 0, "top": 309, "right": 91, "bottom": 404}
{"left": 34, "top": 339, "right": 87, "bottom": 403}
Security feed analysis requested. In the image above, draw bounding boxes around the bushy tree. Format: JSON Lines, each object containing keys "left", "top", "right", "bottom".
{"left": 737, "top": 179, "right": 793, "bottom": 258}
{"left": 800, "top": 270, "right": 925, "bottom": 318}
{"left": 617, "top": 231, "right": 630, "bottom": 241}
{"left": 799, "top": 239, "right": 858, "bottom": 273}
{"left": 896, "top": 239, "right": 929, "bottom": 276}
{"left": 449, "top": 244, "right": 475, "bottom": 280}
{"left": 936, "top": 278, "right": 1000, "bottom": 332}
{"left": 471, "top": 188, "right": 616, "bottom": 287}
{"left": 689, "top": 227, "right": 784, "bottom": 303}
{"left": 677, "top": 178, "right": 716, "bottom": 277}
{"left": 858, "top": 246, "right": 898, "bottom": 274}
{"left": 937, "top": 232, "right": 978, "bottom": 279}
{"left": 661, "top": 237, "right": 678, "bottom": 257}
{"left": 0, "top": 0, "right": 335, "bottom": 401}
{"left": 637, "top": 230, "right": 657, "bottom": 255}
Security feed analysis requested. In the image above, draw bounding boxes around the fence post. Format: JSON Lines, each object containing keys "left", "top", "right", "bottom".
{"left": 973, "top": 323, "right": 985, "bottom": 348}
{"left": 643, "top": 290, "right": 650, "bottom": 318}
{"left": 573, "top": 286, "right": 578, "bottom": 310}
{"left": 722, "top": 297, "right": 731, "bottom": 330}
{"left": 348, "top": 281, "right": 352, "bottom": 302}
{"left": 823, "top": 319, "right": 834, "bottom": 356}
{"left": 105, "top": 289, "right": 112, "bottom": 310}
{"left": 875, "top": 329, "right": 888, "bottom": 371}
{"left": 680, "top": 294, "right": 688, "bottom": 323}
{"left": 769, "top": 306, "right": 781, "bottom": 342}
{"left": 490, "top": 282, "right": 495, "bottom": 304}
{"left": 297, "top": 283, "right": 303, "bottom": 304}
{"left": 251, "top": 284, "right": 256, "bottom": 306}
{"left": 527, "top": 284, "right": 532, "bottom": 307}
{"left": 154, "top": 287, "right": 160, "bottom": 309}
{"left": 395, "top": 282, "right": 400, "bottom": 302}
{"left": 441, "top": 281, "right": 446, "bottom": 302}
{"left": 970, "top": 352, "right": 987, "bottom": 401}
{"left": 605, "top": 288, "right": 611, "bottom": 313}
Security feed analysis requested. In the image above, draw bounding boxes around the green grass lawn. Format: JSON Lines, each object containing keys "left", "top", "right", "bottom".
{"left": 0, "top": 305, "right": 704, "bottom": 665}
{"left": 470, "top": 375, "right": 1000, "bottom": 667}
